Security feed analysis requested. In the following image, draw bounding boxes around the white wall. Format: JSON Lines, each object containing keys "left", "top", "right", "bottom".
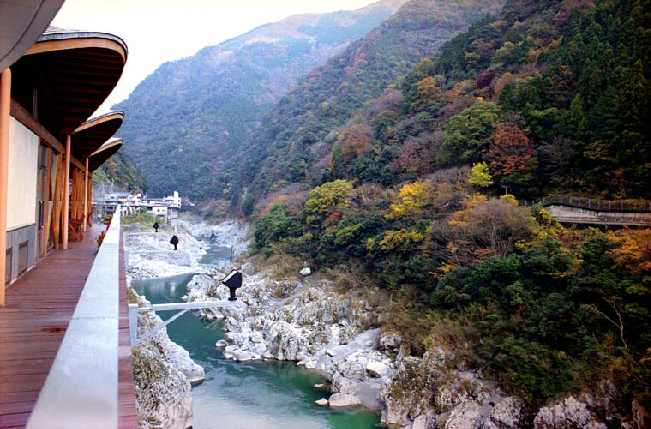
{"left": 7, "top": 117, "right": 39, "bottom": 230}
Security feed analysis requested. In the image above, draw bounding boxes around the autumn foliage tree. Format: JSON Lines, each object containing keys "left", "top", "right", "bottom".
{"left": 305, "top": 180, "right": 353, "bottom": 221}
{"left": 337, "top": 123, "right": 373, "bottom": 163}
{"left": 485, "top": 123, "right": 536, "bottom": 177}
{"left": 449, "top": 197, "right": 533, "bottom": 259}
{"left": 388, "top": 180, "right": 434, "bottom": 219}
{"left": 410, "top": 76, "right": 442, "bottom": 112}
{"left": 467, "top": 162, "right": 493, "bottom": 188}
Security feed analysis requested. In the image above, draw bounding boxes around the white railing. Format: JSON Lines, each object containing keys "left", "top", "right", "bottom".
{"left": 27, "top": 207, "right": 122, "bottom": 429}
{"left": 128, "top": 301, "right": 239, "bottom": 347}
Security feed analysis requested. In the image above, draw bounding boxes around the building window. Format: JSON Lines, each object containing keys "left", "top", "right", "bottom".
{"left": 4, "top": 249, "right": 11, "bottom": 285}
{"left": 18, "top": 242, "right": 28, "bottom": 275}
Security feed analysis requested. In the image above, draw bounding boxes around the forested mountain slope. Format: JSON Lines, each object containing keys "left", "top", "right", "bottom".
{"left": 251, "top": 0, "right": 651, "bottom": 423}
{"left": 94, "top": 151, "right": 148, "bottom": 194}
{"left": 237, "top": 0, "right": 506, "bottom": 203}
{"left": 115, "top": 0, "right": 407, "bottom": 199}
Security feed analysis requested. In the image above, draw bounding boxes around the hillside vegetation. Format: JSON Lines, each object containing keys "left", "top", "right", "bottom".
{"left": 115, "top": 0, "right": 407, "bottom": 200}
{"left": 94, "top": 151, "right": 148, "bottom": 193}
{"left": 237, "top": 0, "right": 506, "bottom": 203}
{"left": 251, "top": 0, "right": 651, "bottom": 417}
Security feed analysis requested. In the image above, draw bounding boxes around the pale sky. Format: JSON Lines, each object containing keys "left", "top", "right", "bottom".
{"left": 52, "top": 0, "right": 378, "bottom": 113}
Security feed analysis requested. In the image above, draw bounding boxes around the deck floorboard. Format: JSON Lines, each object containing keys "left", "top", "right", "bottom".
{"left": 0, "top": 224, "right": 138, "bottom": 428}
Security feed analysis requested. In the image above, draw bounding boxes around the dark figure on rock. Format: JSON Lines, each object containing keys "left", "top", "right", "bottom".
{"left": 170, "top": 235, "right": 179, "bottom": 250}
{"left": 153, "top": 222, "right": 160, "bottom": 232}
{"left": 222, "top": 269, "right": 243, "bottom": 301}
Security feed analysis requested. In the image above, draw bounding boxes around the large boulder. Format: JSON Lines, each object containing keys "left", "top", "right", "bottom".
{"left": 534, "top": 396, "right": 606, "bottom": 429}
{"left": 329, "top": 393, "right": 361, "bottom": 408}
{"left": 445, "top": 401, "right": 483, "bottom": 429}
{"left": 367, "top": 361, "right": 389, "bottom": 378}
{"left": 484, "top": 397, "right": 526, "bottom": 429}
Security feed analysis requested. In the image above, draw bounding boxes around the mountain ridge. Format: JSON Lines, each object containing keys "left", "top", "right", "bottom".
{"left": 114, "top": 0, "right": 408, "bottom": 199}
{"left": 237, "top": 0, "right": 506, "bottom": 203}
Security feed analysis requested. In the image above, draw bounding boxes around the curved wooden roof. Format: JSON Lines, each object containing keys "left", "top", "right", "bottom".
{"left": 0, "top": 0, "right": 65, "bottom": 70}
{"left": 73, "top": 111, "right": 123, "bottom": 159}
{"left": 9, "top": 27, "right": 128, "bottom": 137}
{"left": 88, "top": 139, "right": 122, "bottom": 172}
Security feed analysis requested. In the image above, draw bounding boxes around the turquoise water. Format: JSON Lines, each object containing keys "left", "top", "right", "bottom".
{"left": 131, "top": 246, "right": 382, "bottom": 429}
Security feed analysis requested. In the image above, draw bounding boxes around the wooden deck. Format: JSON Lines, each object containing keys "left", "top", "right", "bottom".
{"left": 0, "top": 224, "right": 137, "bottom": 428}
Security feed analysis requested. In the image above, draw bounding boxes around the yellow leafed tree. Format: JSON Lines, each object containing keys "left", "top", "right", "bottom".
{"left": 388, "top": 180, "right": 434, "bottom": 219}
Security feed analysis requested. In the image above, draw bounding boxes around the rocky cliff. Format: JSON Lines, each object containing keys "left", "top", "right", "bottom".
{"left": 130, "top": 293, "right": 205, "bottom": 429}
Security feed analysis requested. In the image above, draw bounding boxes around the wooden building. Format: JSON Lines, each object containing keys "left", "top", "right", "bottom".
{"left": 1, "top": 26, "right": 127, "bottom": 296}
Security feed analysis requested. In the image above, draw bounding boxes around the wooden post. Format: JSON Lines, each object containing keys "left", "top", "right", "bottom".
{"left": 87, "top": 176, "right": 93, "bottom": 227}
{"left": 83, "top": 158, "right": 88, "bottom": 231}
{"left": 44, "top": 152, "right": 57, "bottom": 254}
{"left": 62, "top": 135, "right": 70, "bottom": 250}
{"left": 0, "top": 69, "right": 11, "bottom": 306}
{"left": 53, "top": 154, "right": 63, "bottom": 248}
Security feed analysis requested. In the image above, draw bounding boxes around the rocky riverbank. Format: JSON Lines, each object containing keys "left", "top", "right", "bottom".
{"left": 185, "top": 264, "right": 649, "bottom": 429}
{"left": 124, "top": 219, "right": 227, "bottom": 429}
{"left": 126, "top": 216, "right": 649, "bottom": 429}
{"left": 124, "top": 222, "right": 209, "bottom": 279}
{"left": 130, "top": 292, "right": 204, "bottom": 429}
{"left": 177, "top": 218, "right": 250, "bottom": 259}
{"left": 183, "top": 265, "right": 524, "bottom": 427}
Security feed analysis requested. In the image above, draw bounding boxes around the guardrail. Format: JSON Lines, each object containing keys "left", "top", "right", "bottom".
{"left": 27, "top": 207, "right": 122, "bottom": 429}
{"left": 521, "top": 196, "right": 651, "bottom": 213}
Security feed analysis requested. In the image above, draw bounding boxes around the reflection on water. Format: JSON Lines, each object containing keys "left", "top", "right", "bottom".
{"left": 131, "top": 245, "right": 381, "bottom": 429}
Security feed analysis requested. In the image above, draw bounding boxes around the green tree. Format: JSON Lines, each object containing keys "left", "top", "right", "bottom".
{"left": 254, "top": 205, "right": 297, "bottom": 248}
{"left": 439, "top": 101, "right": 501, "bottom": 164}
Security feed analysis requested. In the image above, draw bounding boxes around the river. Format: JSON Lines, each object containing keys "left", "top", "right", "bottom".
{"left": 131, "top": 244, "right": 382, "bottom": 429}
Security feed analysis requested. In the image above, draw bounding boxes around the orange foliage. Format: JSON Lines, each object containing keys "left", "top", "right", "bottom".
{"left": 411, "top": 76, "right": 441, "bottom": 111}
{"left": 448, "top": 194, "right": 487, "bottom": 226}
{"left": 485, "top": 123, "right": 536, "bottom": 177}
{"left": 333, "top": 123, "right": 373, "bottom": 166}
{"left": 608, "top": 229, "right": 651, "bottom": 275}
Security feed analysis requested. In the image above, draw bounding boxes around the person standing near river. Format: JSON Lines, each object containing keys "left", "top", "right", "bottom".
{"left": 222, "top": 269, "right": 243, "bottom": 301}
{"left": 170, "top": 235, "right": 179, "bottom": 250}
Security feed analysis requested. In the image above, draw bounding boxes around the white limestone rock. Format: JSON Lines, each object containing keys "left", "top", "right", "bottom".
{"left": 379, "top": 331, "right": 402, "bottom": 351}
{"left": 234, "top": 350, "right": 253, "bottom": 361}
{"left": 411, "top": 415, "right": 428, "bottom": 429}
{"left": 534, "top": 396, "right": 607, "bottom": 429}
{"left": 445, "top": 401, "right": 483, "bottom": 429}
{"left": 367, "top": 361, "right": 389, "bottom": 378}
{"left": 484, "top": 397, "right": 526, "bottom": 429}
{"left": 329, "top": 393, "right": 362, "bottom": 408}
{"left": 251, "top": 332, "right": 264, "bottom": 343}
{"left": 315, "top": 398, "right": 329, "bottom": 406}
{"left": 133, "top": 294, "right": 201, "bottom": 429}
{"left": 178, "top": 218, "right": 250, "bottom": 258}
